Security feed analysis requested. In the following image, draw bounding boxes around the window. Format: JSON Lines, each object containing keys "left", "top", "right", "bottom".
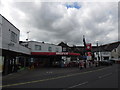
{"left": 48, "top": 47, "right": 52, "bottom": 52}
{"left": 35, "top": 45, "right": 41, "bottom": 50}
{"left": 63, "top": 47, "right": 66, "bottom": 52}
{"left": 11, "top": 31, "right": 17, "bottom": 43}
{"left": 56, "top": 48, "right": 59, "bottom": 52}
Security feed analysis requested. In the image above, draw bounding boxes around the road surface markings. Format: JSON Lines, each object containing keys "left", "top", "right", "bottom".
{"left": 1, "top": 66, "right": 111, "bottom": 88}
{"left": 98, "top": 73, "right": 112, "bottom": 79}
{"left": 46, "top": 72, "right": 53, "bottom": 74}
{"left": 68, "top": 81, "right": 88, "bottom": 88}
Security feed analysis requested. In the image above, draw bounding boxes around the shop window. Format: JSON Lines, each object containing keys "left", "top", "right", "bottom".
{"left": 11, "top": 31, "right": 17, "bottom": 43}
{"left": 48, "top": 47, "right": 52, "bottom": 52}
{"left": 35, "top": 45, "right": 41, "bottom": 50}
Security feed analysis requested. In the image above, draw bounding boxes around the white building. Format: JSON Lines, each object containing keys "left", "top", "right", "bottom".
{"left": 94, "top": 52, "right": 111, "bottom": 61}
{"left": 0, "top": 15, "right": 30, "bottom": 54}
{"left": 28, "top": 41, "right": 62, "bottom": 53}
{"left": 20, "top": 41, "right": 80, "bottom": 67}
{"left": 0, "top": 14, "right": 30, "bottom": 75}
{"left": 94, "top": 42, "right": 120, "bottom": 61}
{"left": 111, "top": 44, "right": 120, "bottom": 61}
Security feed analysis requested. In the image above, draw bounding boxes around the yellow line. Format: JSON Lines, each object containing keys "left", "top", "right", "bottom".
{"left": 1, "top": 66, "right": 111, "bottom": 88}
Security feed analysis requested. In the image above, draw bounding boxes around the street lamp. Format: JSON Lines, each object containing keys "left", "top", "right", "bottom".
{"left": 26, "top": 31, "right": 30, "bottom": 41}
{"left": 96, "top": 41, "right": 100, "bottom": 61}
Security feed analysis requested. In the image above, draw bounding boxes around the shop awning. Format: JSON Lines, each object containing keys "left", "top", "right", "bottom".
{"left": 31, "top": 52, "right": 80, "bottom": 56}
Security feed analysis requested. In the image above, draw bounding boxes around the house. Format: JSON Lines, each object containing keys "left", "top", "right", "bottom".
{"left": 58, "top": 42, "right": 70, "bottom": 52}
{"left": 94, "top": 41, "right": 120, "bottom": 61}
{"left": 110, "top": 42, "right": 120, "bottom": 61}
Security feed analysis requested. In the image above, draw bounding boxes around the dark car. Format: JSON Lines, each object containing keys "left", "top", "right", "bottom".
{"left": 99, "top": 60, "right": 113, "bottom": 66}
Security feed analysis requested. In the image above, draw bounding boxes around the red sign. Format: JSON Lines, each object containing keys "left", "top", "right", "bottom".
{"left": 87, "top": 52, "right": 91, "bottom": 56}
{"left": 31, "top": 52, "right": 80, "bottom": 56}
{"left": 86, "top": 43, "right": 92, "bottom": 50}
{"left": 56, "top": 52, "right": 68, "bottom": 55}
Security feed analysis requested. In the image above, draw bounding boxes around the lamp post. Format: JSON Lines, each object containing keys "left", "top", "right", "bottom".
{"left": 96, "top": 41, "right": 100, "bottom": 61}
{"left": 26, "top": 31, "right": 30, "bottom": 41}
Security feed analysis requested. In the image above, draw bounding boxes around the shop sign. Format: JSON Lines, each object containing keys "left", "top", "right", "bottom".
{"left": 56, "top": 52, "right": 68, "bottom": 55}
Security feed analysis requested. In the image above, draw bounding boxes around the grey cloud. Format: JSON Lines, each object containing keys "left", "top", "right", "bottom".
{"left": 2, "top": 1, "right": 118, "bottom": 46}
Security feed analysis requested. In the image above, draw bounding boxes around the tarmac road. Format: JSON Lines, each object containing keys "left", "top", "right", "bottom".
{"left": 1, "top": 64, "right": 119, "bottom": 89}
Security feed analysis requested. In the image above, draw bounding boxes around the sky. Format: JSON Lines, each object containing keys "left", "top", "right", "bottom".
{"left": 0, "top": 0, "right": 119, "bottom": 46}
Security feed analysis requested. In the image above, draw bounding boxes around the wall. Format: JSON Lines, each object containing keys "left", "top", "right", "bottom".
{"left": 0, "top": 15, "right": 2, "bottom": 72}
{"left": 111, "top": 44, "right": 120, "bottom": 60}
{"left": 2, "top": 16, "right": 20, "bottom": 50}
{"left": 28, "top": 41, "right": 62, "bottom": 53}
{"left": 94, "top": 51, "right": 111, "bottom": 61}
{"left": 0, "top": 15, "right": 2, "bottom": 49}
{"left": 1, "top": 15, "right": 30, "bottom": 55}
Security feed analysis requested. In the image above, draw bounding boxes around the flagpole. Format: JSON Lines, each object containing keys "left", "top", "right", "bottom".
{"left": 83, "top": 35, "right": 86, "bottom": 60}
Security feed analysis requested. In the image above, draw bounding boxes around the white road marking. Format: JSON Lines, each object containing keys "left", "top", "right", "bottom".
{"left": 68, "top": 81, "right": 88, "bottom": 88}
{"left": 1, "top": 66, "right": 111, "bottom": 88}
{"left": 98, "top": 73, "right": 112, "bottom": 79}
{"left": 46, "top": 72, "right": 53, "bottom": 74}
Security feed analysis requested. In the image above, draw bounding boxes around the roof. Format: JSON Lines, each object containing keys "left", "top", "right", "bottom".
{"left": 99, "top": 41, "right": 120, "bottom": 52}
{"left": 26, "top": 41, "right": 60, "bottom": 46}
{"left": 69, "top": 41, "right": 120, "bottom": 53}
{"left": 58, "top": 42, "right": 69, "bottom": 47}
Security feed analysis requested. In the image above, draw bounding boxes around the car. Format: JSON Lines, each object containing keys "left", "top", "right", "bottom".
{"left": 99, "top": 60, "right": 113, "bottom": 66}
{"left": 52, "top": 61, "right": 60, "bottom": 67}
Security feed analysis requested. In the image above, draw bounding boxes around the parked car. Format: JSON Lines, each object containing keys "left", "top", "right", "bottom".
{"left": 99, "top": 60, "right": 113, "bottom": 66}
{"left": 52, "top": 61, "right": 60, "bottom": 67}
{"left": 68, "top": 61, "right": 79, "bottom": 67}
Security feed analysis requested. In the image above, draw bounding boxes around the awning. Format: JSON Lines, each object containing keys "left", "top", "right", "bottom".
{"left": 31, "top": 52, "right": 80, "bottom": 56}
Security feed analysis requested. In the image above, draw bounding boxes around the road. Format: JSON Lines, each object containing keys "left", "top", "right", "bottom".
{"left": 1, "top": 64, "right": 119, "bottom": 89}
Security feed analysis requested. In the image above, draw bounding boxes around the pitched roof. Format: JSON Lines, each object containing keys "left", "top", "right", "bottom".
{"left": 58, "top": 42, "right": 69, "bottom": 47}
{"left": 99, "top": 41, "right": 120, "bottom": 52}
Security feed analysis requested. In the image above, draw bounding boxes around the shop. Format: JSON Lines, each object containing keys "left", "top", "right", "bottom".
{"left": 31, "top": 52, "right": 80, "bottom": 68}
{"left": 2, "top": 49, "right": 30, "bottom": 75}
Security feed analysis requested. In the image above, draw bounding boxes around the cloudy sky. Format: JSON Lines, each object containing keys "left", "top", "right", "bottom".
{"left": 1, "top": 0, "right": 118, "bottom": 46}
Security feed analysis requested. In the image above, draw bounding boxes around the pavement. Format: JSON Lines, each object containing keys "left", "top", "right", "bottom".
{"left": 1, "top": 64, "right": 119, "bottom": 89}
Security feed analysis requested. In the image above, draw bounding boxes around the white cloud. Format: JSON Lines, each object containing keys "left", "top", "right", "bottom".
{"left": 1, "top": 1, "right": 118, "bottom": 46}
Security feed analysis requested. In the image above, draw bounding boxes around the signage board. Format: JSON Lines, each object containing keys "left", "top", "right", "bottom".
{"left": 86, "top": 43, "right": 92, "bottom": 50}
{"left": 56, "top": 52, "right": 68, "bottom": 55}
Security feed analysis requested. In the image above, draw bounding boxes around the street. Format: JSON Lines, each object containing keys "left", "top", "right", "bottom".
{"left": 1, "top": 64, "right": 119, "bottom": 89}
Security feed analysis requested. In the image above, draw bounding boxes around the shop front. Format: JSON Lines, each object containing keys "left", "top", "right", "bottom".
{"left": 31, "top": 52, "right": 80, "bottom": 68}
{"left": 2, "top": 49, "right": 30, "bottom": 75}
